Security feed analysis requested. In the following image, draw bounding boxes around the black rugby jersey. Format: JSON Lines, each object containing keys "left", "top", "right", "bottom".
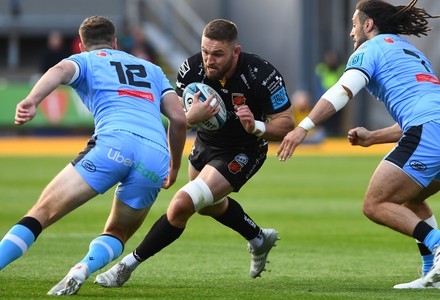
{"left": 176, "top": 52, "right": 291, "bottom": 149}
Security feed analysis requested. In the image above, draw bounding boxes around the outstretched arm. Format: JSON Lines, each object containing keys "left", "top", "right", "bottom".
{"left": 277, "top": 69, "right": 368, "bottom": 161}
{"left": 348, "top": 123, "right": 402, "bottom": 147}
{"left": 15, "top": 60, "right": 76, "bottom": 125}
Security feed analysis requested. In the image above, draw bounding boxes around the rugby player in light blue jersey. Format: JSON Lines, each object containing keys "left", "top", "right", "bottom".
{"left": 277, "top": 0, "right": 440, "bottom": 289}
{"left": 0, "top": 16, "right": 187, "bottom": 296}
{"left": 348, "top": 123, "right": 440, "bottom": 288}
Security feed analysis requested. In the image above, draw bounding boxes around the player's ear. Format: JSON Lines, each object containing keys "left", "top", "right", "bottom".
{"left": 364, "top": 18, "right": 375, "bottom": 33}
{"left": 79, "top": 43, "right": 86, "bottom": 53}
{"left": 113, "top": 37, "right": 118, "bottom": 50}
{"left": 233, "top": 44, "right": 241, "bottom": 57}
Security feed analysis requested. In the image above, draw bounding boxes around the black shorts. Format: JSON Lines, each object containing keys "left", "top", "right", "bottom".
{"left": 189, "top": 137, "right": 268, "bottom": 192}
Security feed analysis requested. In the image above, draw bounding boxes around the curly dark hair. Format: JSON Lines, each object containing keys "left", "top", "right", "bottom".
{"left": 356, "top": 0, "right": 439, "bottom": 37}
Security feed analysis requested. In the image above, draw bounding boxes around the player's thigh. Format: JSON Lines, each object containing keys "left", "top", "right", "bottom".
{"left": 416, "top": 180, "right": 440, "bottom": 202}
{"left": 196, "top": 164, "right": 234, "bottom": 200}
{"left": 115, "top": 142, "right": 170, "bottom": 210}
{"left": 188, "top": 162, "right": 200, "bottom": 181}
{"left": 369, "top": 122, "right": 440, "bottom": 206}
{"left": 103, "top": 197, "right": 151, "bottom": 243}
{"left": 30, "top": 163, "right": 98, "bottom": 227}
{"left": 365, "top": 160, "right": 422, "bottom": 206}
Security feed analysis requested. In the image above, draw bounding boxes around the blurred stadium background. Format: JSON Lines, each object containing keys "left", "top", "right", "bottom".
{"left": 1, "top": 0, "right": 439, "bottom": 138}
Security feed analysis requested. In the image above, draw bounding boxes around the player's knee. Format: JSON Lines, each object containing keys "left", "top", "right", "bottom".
{"left": 362, "top": 199, "right": 377, "bottom": 220}
{"left": 180, "top": 178, "right": 214, "bottom": 212}
{"left": 198, "top": 197, "right": 227, "bottom": 216}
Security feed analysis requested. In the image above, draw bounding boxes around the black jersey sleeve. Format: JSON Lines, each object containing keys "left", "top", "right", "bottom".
{"left": 253, "top": 56, "right": 291, "bottom": 116}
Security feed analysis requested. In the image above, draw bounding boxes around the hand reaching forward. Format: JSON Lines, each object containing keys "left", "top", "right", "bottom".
{"left": 276, "top": 127, "right": 308, "bottom": 161}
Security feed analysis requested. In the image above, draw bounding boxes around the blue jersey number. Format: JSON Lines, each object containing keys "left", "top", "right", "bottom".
{"left": 110, "top": 61, "right": 152, "bottom": 88}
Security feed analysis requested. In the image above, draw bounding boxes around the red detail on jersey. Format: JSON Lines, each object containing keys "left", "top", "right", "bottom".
{"left": 40, "top": 88, "right": 68, "bottom": 124}
{"left": 232, "top": 95, "right": 246, "bottom": 106}
{"left": 96, "top": 52, "right": 107, "bottom": 56}
{"left": 118, "top": 90, "right": 155, "bottom": 102}
{"left": 416, "top": 74, "right": 440, "bottom": 85}
{"left": 384, "top": 37, "right": 394, "bottom": 43}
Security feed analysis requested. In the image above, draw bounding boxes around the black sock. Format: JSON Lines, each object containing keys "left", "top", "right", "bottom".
{"left": 17, "top": 216, "right": 42, "bottom": 241}
{"left": 214, "top": 197, "right": 260, "bottom": 240}
{"left": 413, "top": 221, "right": 434, "bottom": 242}
{"left": 134, "top": 214, "right": 184, "bottom": 261}
{"left": 417, "top": 242, "right": 432, "bottom": 256}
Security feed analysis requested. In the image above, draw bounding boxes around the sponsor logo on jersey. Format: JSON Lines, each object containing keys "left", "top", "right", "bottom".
{"left": 178, "top": 59, "right": 190, "bottom": 78}
{"left": 241, "top": 74, "right": 250, "bottom": 89}
{"left": 118, "top": 90, "right": 154, "bottom": 102}
{"left": 384, "top": 37, "right": 394, "bottom": 44}
{"left": 96, "top": 52, "right": 107, "bottom": 57}
{"left": 416, "top": 74, "right": 440, "bottom": 85}
{"left": 198, "top": 63, "right": 204, "bottom": 76}
{"left": 266, "top": 75, "right": 284, "bottom": 94}
{"left": 270, "top": 87, "right": 289, "bottom": 109}
{"left": 349, "top": 53, "right": 364, "bottom": 67}
{"left": 107, "top": 148, "right": 159, "bottom": 182}
{"left": 248, "top": 65, "right": 258, "bottom": 80}
{"left": 228, "top": 154, "right": 249, "bottom": 174}
{"left": 232, "top": 93, "right": 246, "bottom": 105}
{"left": 262, "top": 70, "right": 276, "bottom": 86}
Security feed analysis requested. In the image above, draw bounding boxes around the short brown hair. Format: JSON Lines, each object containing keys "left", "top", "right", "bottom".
{"left": 79, "top": 16, "right": 116, "bottom": 49}
{"left": 202, "top": 19, "right": 238, "bottom": 43}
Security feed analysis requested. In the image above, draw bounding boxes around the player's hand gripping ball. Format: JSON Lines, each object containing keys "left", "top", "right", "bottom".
{"left": 182, "top": 82, "right": 227, "bottom": 130}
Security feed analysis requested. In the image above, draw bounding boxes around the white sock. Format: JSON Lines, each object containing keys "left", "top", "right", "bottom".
{"left": 121, "top": 252, "right": 142, "bottom": 270}
{"left": 247, "top": 230, "right": 264, "bottom": 249}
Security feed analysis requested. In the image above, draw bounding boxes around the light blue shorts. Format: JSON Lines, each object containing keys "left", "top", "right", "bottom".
{"left": 73, "top": 131, "right": 170, "bottom": 209}
{"left": 385, "top": 121, "right": 440, "bottom": 187}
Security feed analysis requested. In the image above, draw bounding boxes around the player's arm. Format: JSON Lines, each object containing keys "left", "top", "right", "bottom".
{"left": 161, "top": 91, "right": 187, "bottom": 189}
{"left": 277, "top": 69, "right": 368, "bottom": 161}
{"left": 348, "top": 123, "right": 402, "bottom": 147}
{"left": 236, "top": 104, "right": 295, "bottom": 141}
{"left": 263, "top": 109, "right": 295, "bottom": 141}
{"left": 15, "top": 60, "right": 77, "bottom": 125}
{"left": 305, "top": 69, "right": 368, "bottom": 129}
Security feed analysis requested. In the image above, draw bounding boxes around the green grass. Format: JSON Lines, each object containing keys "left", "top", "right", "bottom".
{"left": 1, "top": 155, "right": 440, "bottom": 299}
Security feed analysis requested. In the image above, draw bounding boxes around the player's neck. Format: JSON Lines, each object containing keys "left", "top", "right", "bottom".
{"left": 87, "top": 44, "right": 113, "bottom": 51}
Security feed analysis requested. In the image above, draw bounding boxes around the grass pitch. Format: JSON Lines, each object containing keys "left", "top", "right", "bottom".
{"left": 1, "top": 154, "right": 440, "bottom": 299}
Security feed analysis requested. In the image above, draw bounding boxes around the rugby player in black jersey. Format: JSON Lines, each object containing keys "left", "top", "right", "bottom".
{"left": 95, "top": 19, "right": 294, "bottom": 286}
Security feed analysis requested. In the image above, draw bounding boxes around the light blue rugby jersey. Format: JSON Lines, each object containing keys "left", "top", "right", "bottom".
{"left": 346, "top": 34, "right": 440, "bottom": 131}
{"left": 66, "top": 49, "right": 174, "bottom": 149}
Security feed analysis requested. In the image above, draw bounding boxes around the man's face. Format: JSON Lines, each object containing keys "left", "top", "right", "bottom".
{"left": 350, "top": 10, "right": 369, "bottom": 51}
{"left": 201, "top": 36, "right": 235, "bottom": 80}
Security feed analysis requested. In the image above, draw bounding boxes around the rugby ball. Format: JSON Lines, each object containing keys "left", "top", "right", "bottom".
{"left": 182, "top": 82, "right": 227, "bottom": 130}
